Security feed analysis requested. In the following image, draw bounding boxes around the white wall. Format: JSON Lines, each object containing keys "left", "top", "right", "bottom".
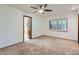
{"left": 43, "top": 13, "right": 78, "bottom": 41}
{"left": 0, "top": 5, "right": 43, "bottom": 48}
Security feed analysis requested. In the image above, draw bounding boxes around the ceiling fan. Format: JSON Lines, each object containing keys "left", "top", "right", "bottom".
{"left": 31, "top": 4, "right": 52, "bottom": 14}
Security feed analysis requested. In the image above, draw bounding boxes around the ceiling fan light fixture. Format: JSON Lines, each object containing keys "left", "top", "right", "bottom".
{"left": 38, "top": 9, "right": 44, "bottom": 13}
{"left": 31, "top": 4, "right": 52, "bottom": 14}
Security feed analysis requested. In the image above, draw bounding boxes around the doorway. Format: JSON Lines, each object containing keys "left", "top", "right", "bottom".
{"left": 23, "top": 15, "right": 32, "bottom": 42}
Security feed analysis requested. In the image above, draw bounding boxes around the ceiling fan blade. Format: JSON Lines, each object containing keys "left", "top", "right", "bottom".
{"left": 44, "top": 4, "right": 47, "bottom": 8}
{"left": 33, "top": 11, "right": 38, "bottom": 13}
{"left": 40, "top": 5, "right": 42, "bottom": 9}
{"left": 44, "top": 9, "right": 52, "bottom": 11}
{"left": 31, "top": 6, "right": 38, "bottom": 10}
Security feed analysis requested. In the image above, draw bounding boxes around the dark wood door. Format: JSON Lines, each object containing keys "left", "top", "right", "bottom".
{"left": 28, "top": 17, "right": 32, "bottom": 39}
{"left": 78, "top": 14, "right": 79, "bottom": 44}
{"left": 23, "top": 15, "right": 32, "bottom": 42}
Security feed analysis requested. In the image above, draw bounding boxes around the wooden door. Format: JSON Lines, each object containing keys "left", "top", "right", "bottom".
{"left": 28, "top": 17, "right": 32, "bottom": 39}
{"left": 23, "top": 15, "right": 32, "bottom": 42}
{"left": 78, "top": 14, "right": 79, "bottom": 44}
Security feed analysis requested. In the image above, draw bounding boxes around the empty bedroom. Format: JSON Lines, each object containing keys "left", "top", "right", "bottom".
{"left": 0, "top": 4, "right": 79, "bottom": 55}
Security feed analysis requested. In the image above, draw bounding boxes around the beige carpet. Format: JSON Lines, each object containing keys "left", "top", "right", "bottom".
{"left": 0, "top": 36, "right": 79, "bottom": 55}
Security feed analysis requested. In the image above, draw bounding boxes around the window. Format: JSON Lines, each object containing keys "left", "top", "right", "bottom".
{"left": 49, "top": 18, "right": 68, "bottom": 32}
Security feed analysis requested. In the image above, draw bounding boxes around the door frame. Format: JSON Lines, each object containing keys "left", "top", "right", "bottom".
{"left": 23, "top": 15, "right": 32, "bottom": 42}
{"left": 78, "top": 14, "right": 79, "bottom": 44}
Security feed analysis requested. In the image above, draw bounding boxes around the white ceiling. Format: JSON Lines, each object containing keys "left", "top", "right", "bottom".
{"left": 6, "top": 4, "right": 79, "bottom": 17}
